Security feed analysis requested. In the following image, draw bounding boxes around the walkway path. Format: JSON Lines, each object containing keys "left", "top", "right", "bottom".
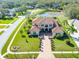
{"left": 0, "top": 29, "right": 8, "bottom": 31}
{"left": 37, "top": 36, "right": 55, "bottom": 59}
{"left": 0, "top": 24, "right": 12, "bottom": 26}
{"left": 0, "top": 54, "right": 5, "bottom": 59}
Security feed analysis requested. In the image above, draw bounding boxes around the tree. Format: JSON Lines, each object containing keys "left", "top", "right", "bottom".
{"left": 64, "top": 4, "right": 79, "bottom": 19}
{"left": 37, "top": 0, "right": 55, "bottom": 8}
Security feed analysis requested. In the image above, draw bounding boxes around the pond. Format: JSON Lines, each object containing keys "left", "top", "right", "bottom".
{"left": 37, "top": 12, "right": 61, "bottom": 17}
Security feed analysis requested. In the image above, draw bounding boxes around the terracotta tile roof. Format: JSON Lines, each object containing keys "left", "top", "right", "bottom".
{"left": 52, "top": 26, "right": 63, "bottom": 33}
{"left": 30, "top": 25, "right": 40, "bottom": 32}
{"left": 33, "top": 17, "right": 56, "bottom": 25}
{"left": 31, "top": 17, "right": 63, "bottom": 33}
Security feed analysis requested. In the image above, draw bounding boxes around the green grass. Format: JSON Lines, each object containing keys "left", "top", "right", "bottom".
{"left": 1, "top": 18, "right": 25, "bottom": 55}
{"left": 0, "top": 31, "right": 4, "bottom": 35}
{"left": 54, "top": 53, "right": 79, "bottom": 58}
{"left": 10, "top": 20, "right": 40, "bottom": 52}
{"left": 31, "top": 9, "right": 48, "bottom": 16}
{"left": 4, "top": 54, "right": 39, "bottom": 59}
{"left": 0, "top": 26, "right": 6, "bottom": 28}
{"left": 52, "top": 15, "right": 78, "bottom": 51}
{"left": 57, "top": 15, "right": 74, "bottom": 34}
{"left": 1, "top": 10, "right": 41, "bottom": 55}
{"left": 0, "top": 17, "right": 18, "bottom": 24}
{"left": 0, "top": 25, "right": 9, "bottom": 28}
{"left": 1, "top": 18, "right": 40, "bottom": 59}
{"left": 53, "top": 38, "right": 78, "bottom": 51}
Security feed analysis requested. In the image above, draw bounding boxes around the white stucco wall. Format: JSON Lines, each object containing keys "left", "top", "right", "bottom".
{"left": 53, "top": 31, "right": 63, "bottom": 35}
{"left": 30, "top": 31, "right": 39, "bottom": 35}
{"left": 38, "top": 23, "right": 53, "bottom": 30}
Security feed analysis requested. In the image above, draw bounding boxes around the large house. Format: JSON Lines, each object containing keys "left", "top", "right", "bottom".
{"left": 30, "top": 17, "right": 63, "bottom": 36}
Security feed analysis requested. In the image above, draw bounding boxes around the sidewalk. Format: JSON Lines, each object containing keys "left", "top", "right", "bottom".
{"left": 0, "top": 24, "right": 12, "bottom": 26}
{"left": 0, "top": 54, "right": 5, "bottom": 59}
{"left": 0, "top": 29, "right": 7, "bottom": 32}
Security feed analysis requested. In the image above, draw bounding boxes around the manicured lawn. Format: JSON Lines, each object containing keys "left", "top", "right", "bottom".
{"left": 31, "top": 9, "right": 48, "bottom": 16}
{"left": 0, "top": 26, "right": 6, "bottom": 28}
{"left": 4, "top": 54, "right": 39, "bottom": 59}
{"left": 0, "top": 17, "right": 18, "bottom": 24}
{"left": 0, "top": 20, "right": 12, "bottom": 24}
{"left": 0, "top": 25, "right": 9, "bottom": 28}
{"left": 10, "top": 20, "right": 40, "bottom": 52}
{"left": 53, "top": 38, "right": 78, "bottom": 51}
{"left": 1, "top": 18, "right": 25, "bottom": 55}
{"left": 0, "top": 31, "right": 4, "bottom": 35}
{"left": 1, "top": 11, "right": 39, "bottom": 55}
{"left": 54, "top": 53, "right": 79, "bottom": 58}
{"left": 51, "top": 15, "right": 78, "bottom": 51}
{"left": 57, "top": 15, "right": 75, "bottom": 34}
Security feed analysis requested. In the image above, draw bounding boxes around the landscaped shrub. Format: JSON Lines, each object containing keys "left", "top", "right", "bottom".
{"left": 28, "top": 34, "right": 32, "bottom": 38}
{"left": 28, "top": 19, "right": 32, "bottom": 23}
{"left": 28, "top": 26, "right": 31, "bottom": 29}
{"left": 66, "top": 40, "right": 70, "bottom": 45}
{"left": 23, "top": 26, "right": 26, "bottom": 29}
{"left": 20, "top": 30, "right": 23, "bottom": 34}
{"left": 71, "top": 26, "right": 77, "bottom": 33}
{"left": 66, "top": 40, "right": 74, "bottom": 47}
{"left": 22, "top": 35, "right": 26, "bottom": 38}
{"left": 26, "top": 39, "right": 28, "bottom": 43}
{"left": 55, "top": 33, "right": 68, "bottom": 40}
{"left": 53, "top": 17, "right": 57, "bottom": 19}
{"left": 51, "top": 39, "right": 55, "bottom": 51}
{"left": 27, "top": 30, "right": 30, "bottom": 34}
{"left": 58, "top": 7, "right": 63, "bottom": 10}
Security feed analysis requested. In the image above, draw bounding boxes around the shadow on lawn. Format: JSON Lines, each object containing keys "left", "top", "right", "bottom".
{"left": 67, "top": 42, "right": 74, "bottom": 47}
{"left": 56, "top": 33, "right": 75, "bottom": 47}
{"left": 56, "top": 33, "right": 69, "bottom": 40}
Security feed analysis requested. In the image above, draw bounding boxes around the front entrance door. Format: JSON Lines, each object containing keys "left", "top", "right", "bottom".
{"left": 45, "top": 28, "right": 48, "bottom": 31}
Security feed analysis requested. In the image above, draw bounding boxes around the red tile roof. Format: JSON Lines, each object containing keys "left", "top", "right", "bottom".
{"left": 30, "top": 17, "right": 63, "bottom": 33}
{"left": 33, "top": 17, "right": 56, "bottom": 25}
{"left": 30, "top": 25, "right": 40, "bottom": 32}
{"left": 52, "top": 26, "right": 63, "bottom": 33}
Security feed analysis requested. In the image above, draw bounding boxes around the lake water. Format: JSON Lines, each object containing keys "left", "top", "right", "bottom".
{"left": 37, "top": 12, "right": 61, "bottom": 17}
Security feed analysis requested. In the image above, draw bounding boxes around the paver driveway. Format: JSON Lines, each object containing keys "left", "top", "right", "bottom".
{"left": 37, "top": 35, "right": 55, "bottom": 59}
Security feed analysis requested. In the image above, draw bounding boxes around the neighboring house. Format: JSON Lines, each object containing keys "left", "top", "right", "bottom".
{"left": 8, "top": 9, "right": 16, "bottom": 17}
{"left": 30, "top": 17, "right": 63, "bottom": 36}
{"left": 26, "top": 6, "right": 34, "bottom": 9}
{"left": 0, "top": 4, "right": 2, "bottom": 8}
{"left": 4, "top": 9, "right": 16, "bottom": 18}
{"left": 52, "top": 3, "right": 60, "bottom": 8}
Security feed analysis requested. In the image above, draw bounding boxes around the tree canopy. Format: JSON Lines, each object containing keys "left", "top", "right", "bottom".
{"left": 64, "top": 4, "right": 79, "bottom": 19}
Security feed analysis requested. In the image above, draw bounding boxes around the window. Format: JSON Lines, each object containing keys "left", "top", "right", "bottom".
{"left": 41, "top": 24, "right": 44, "bottom": 26}
{"left": 45, "top": 24, "right": 48, "bottom": 27}
{"left": 33, "top": 32, "right": 36, "bottom": 35}
{"left": 49, "top": 24, "right": 52, "bottom": 26}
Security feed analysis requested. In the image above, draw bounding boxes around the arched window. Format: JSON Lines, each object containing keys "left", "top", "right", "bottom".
{"left": 45, "top": 24, "right": 48, "bottom": 27}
